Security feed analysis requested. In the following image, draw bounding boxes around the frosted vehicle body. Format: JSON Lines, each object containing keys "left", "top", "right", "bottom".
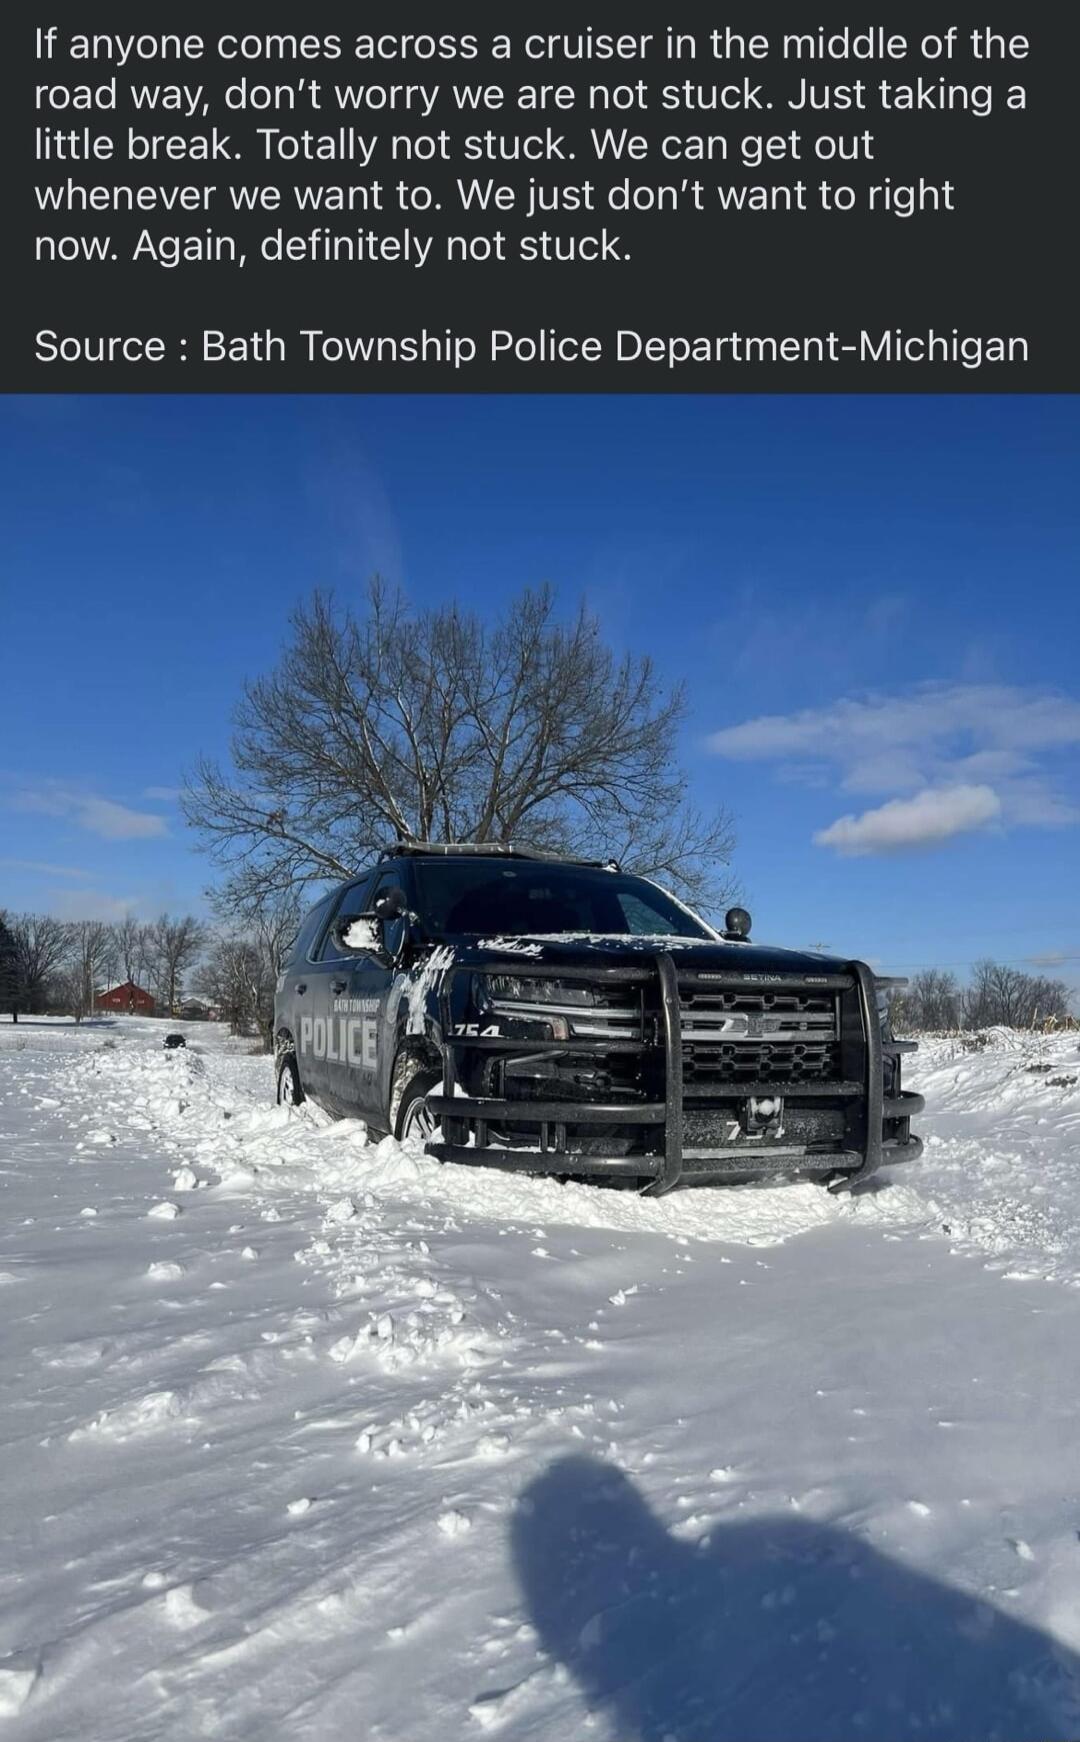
{"left": 273, "top": 844, "right": 922, "bottom": 1194}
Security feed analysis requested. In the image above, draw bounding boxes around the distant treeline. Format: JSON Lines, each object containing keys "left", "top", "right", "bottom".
{"left": 0, "top": 910, "right": 206, "bottom": 1022}
{"left": 890, "top": 961, "right": 1073, "bottom": 1033}
{"left": 0, "top": 903, "right": 296, "bottom": 1041}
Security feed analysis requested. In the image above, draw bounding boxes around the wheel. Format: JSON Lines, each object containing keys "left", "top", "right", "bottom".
{"left": 276, "top": 1051, "right": 305, "bottom": 1107}
{"left": 394, "top": 1068, "right": 441, "bottom": 1143}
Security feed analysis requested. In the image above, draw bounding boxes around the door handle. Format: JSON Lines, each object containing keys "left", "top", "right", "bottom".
{"left": 294, "top": 982, "right": 307, "bottom": 995}
{"left": 331, "top": 979, "right": 349, "bottom": 995}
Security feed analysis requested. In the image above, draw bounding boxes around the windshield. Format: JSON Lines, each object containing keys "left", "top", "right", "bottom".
{"left": 412, "top": 859, "right": 713, "bottom": 941}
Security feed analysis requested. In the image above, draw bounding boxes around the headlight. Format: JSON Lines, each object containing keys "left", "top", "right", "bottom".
{"left": 477, "top": 974, "right": 599, "bottom": 1007}
{"left": 473, "top": 975, "right": 641, "bottom": 1041}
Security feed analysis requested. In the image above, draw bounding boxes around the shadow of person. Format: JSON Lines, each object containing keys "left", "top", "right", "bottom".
{"left": 512, "top": 1456, "right": 1080, "bottom": 1742}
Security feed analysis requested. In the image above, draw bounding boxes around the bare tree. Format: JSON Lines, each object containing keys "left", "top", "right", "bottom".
{"left": 144, "top": 914, "right": 208, "bottom": 1014}
{"left": 887, "top": 960, "right": 1072, "bottom": 1033}
{"left": 195, "top": 936, "right": 271, "bottom": 1038}
{"left": 963, "top": 960, "right": 1024, "bottom": 1029}
{"left": 961, "top": 960, "right": 994, "bottom": 1030}
{"left": 956, "top": 959, "right": 1071, "bottom": 1030}
{"left": 200, "top": 889, "right": 300, "bottom": 1046}
{"left": 183, "top": 581, "right": 738, "bottom": 919}
{"left": 892, "top": 969, "right": 961, "bottom": 1032}
{"left": 8, "top": 914, "right": 71, "bottom": 1020}
{"left": 1024, "top": 974, "right": 1073, "bottom": 1027}
{"left": 63, "top": 920, "right": 114, "bottom": 1022}
{"left": 253, "top": 894, "right": 300, "bottom": 979}
{"left": 110, "top": 913, "right": 152, "bottom": 988}
{"left": 209, "top": 886, "right": 300, "bottom": 980}
{"left": 0, "top": 913, "right": 21, "bottom": 1022}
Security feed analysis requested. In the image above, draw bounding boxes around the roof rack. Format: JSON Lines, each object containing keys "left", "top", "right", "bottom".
{"left": 380, "top": 840, "right": 618, "bottom": 870}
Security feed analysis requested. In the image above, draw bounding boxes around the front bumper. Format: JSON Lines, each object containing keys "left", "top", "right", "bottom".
{"left": 425, "top": 954, "right": 922, "bottom": 1193}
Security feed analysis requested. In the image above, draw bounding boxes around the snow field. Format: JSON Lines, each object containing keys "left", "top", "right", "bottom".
{"left": 0, "top": 1016, "right": 1079, "bottom": 1738}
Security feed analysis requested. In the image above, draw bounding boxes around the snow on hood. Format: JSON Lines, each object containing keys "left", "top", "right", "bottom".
{"left": 455, "top": 931, "right": 849, "bottom": 975}
{"left": 474, "top": 937, "right": 545, "bottom": 957}
{"left": 513, "top": 932, "right": 709, "bottom": 949}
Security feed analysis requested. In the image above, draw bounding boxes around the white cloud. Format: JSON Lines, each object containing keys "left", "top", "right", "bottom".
{"left": 996, "top": 781, "right": 1080, "bottom": 828}
{"left": 9, "top": 786, "right": 168, "bottom": 841}
{"left": 708, "top": 683, "right": 1079, "bottom": 845}
{"left": 47, "top": 887, "right": 142, "bottom": 922}
{"left": 0, "top": 858, "right": 90, "bottom": 879}
{"left": 708, "top": 684, "right": 1080, "bottom": 768}
{"left": 76, "top": 797, "right": 168, "bottom": 840}
{"left": 814, "top": 785, "right": 1002, "bottom": 856}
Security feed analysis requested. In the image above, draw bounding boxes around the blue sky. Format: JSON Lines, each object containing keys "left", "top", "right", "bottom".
{"left": 2, "top": 394, "right": 1077, "bottom": 987}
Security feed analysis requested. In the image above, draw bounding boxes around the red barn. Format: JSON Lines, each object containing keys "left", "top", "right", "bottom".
{"left": 95, "top": 981, "right": 156, "bottom": 1016}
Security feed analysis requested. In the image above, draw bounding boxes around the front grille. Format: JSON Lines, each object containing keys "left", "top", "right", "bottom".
{"left": 679, "top": 984, "right": 837, "bottom": 1022}
{"left": 683, "top": 1038, "right": 841, "bottom": 1084}
{"left": 678, "top": 982, "right": 841, "bottom": 1086}
{"left": 477, "top": 972, "right": 849, "bottom": 1101}
{"left": 439, "top": 957, "right": 876, "bottom": 1181}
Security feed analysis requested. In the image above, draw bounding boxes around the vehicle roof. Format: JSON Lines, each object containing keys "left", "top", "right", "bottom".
{"left": 379, "top": 841, "right": 617, "bottom": 869}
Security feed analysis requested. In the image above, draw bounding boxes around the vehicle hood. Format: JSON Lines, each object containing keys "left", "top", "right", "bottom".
{"left": 446, "top": 933, "right": 857, "bottom": 979}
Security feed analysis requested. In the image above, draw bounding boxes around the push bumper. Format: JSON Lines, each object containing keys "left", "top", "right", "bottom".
{"left": 426, "top": 955, "right": 921, "bottom": 1193}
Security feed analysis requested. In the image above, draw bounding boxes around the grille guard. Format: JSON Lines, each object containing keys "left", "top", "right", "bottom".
{"left": 425, "top": 953, "right": 922, "bottom": 1193}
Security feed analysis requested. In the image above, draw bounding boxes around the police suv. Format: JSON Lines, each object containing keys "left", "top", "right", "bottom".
{"left": 274, "top": 842, "right": 922, "bottom": 1194}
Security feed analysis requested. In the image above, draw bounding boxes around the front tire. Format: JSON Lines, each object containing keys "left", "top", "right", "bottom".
{"left": 394, "top": 1069, "right": 441, "bottom": 1143}
{"left": 276, "top": 1051, "right": 304, "bottom": 1107}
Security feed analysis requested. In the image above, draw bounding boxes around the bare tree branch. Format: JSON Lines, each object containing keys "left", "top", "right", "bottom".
{"left": 183, "top": 580, "right": 739, "bottom": 921}
{"left": 143, "top": 914, "right": 208, "bottom": 1014}
{"left": 7, "top": 914, "right": 72, "bottom": 1018}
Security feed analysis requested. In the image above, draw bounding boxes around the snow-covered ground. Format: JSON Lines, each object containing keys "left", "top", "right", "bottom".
{"left": 2, "top": 1016, "right": 1080, "bottom": 1741}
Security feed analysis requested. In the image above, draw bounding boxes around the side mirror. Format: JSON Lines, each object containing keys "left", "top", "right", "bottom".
{"left": 374, "top": 885, "right": 407, "bottom": 921}
{"left": 335, "top": 914, "right": 383, "bottom": 955}
{"left": 722, "top": 906, "right": 752, "bottom": 941}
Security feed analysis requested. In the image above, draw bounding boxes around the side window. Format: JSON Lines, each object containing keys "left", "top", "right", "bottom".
{"left": 368, "top": 870, "right": 409, "bottom": 959}
{"left": 291, "top": 896, "right": 331, "bottom": 964}
{"left": 317, "top": 878, "right": 374, "bottom": 962}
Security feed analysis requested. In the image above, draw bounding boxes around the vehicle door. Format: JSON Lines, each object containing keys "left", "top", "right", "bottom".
{"left": 302, "top": 875, "right": 374, "bottom": 1111}
{"left": 346, "top": 865, "right": 413, "bottom": 1128}
{"left": 278, "top": 894, "right": 329, "bottom": 1052}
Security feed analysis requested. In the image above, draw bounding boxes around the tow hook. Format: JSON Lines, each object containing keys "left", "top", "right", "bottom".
{"left": 825, "top": 1171, "right": 851, "bottom": 1195}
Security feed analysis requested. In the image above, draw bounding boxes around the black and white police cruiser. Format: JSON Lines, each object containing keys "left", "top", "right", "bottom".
{"left": 274, "top": 842, "right": 922, "bottom": 1195}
